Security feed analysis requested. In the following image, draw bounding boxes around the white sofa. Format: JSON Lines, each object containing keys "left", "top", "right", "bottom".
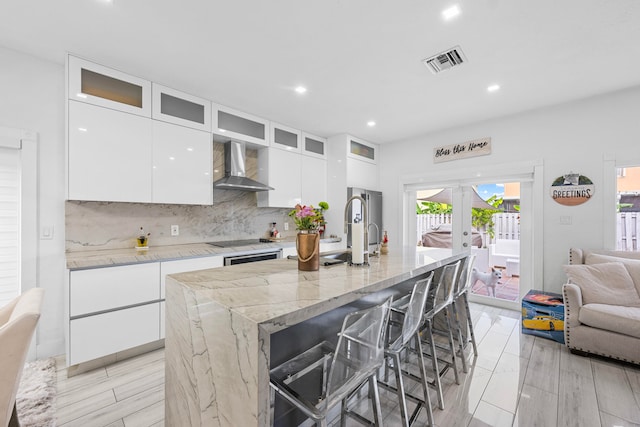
{"left": 488, "top": 239, "right": 519, "bottom": 271}
{"left": 562, "top": 248, "right": 640, "bottom": 365}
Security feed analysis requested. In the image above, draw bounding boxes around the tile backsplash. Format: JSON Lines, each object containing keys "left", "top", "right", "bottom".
{"left": 65, "top": 144, "right": 292, "bottom": 252}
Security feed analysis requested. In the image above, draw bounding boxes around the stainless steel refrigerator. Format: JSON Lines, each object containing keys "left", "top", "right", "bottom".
{"left": 347, "top": 187, "right": 383, "bottom": 249}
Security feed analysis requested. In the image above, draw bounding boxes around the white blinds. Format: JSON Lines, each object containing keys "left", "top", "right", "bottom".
{"left": 0, "top": 147, "right": 20, "bottom": 307}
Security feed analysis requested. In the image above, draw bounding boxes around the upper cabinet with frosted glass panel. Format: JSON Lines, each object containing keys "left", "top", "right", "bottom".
{"left": 68, "top": 55, "right": 151, "bottom": 117}
{"left": 211, "top": 103, "right": 269, "bottom": 147}
{"left": 346, "top": 136, "right": 379, "bottom": 190}
{"left": 302, "top": 132, "right": 327, "bottom": 159}
{"left": 348, "top": 137, "right": 377, "bottom": 164}
{"left": 152, "top": 84, "right": 211, "bottom": 132}
{"left": 270, "top": 122, "right": 301, "bottom": 152}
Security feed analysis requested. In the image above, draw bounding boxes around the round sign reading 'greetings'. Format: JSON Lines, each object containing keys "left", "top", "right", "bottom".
{"left": 550, "top": 173, "right": 594, "bottom": 206}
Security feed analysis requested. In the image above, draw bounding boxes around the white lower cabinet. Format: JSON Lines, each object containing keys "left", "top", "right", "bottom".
{"left": 67, "top": 256, "right": 226, "bottom": 365}
{"left": 70, "top": 263, "right": 160, "bottom": 317}
{"left": 69, "top": 303, "right": 160, "bottom": 366}
{"left": 282, "top": 246, "right": 297, "bottom": 258}
{"left": 68, "top": 262, "right": 161, "bottom": 366}
{"left": 160, "top": 256, "right": 223, "bottom": 299}
{"left": 320, "top": 241, "right": 345, "bottom": 252}
{"left": 160, "top": 301, "right": 165, "bottom": 339}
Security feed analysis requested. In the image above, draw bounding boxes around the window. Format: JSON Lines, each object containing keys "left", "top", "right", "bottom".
{"left": 616, "top": 165, "right": 640, "bottom": 251}
{"left": 0, "top": 147, "right": 19, "bottom": 306}
{"left": 0, "top": 127, "right": 37, "bottom": 308}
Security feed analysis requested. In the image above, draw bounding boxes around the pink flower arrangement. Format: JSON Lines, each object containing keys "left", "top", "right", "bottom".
{"left": 289, "top": 201, "right": 329, "bottom": 230}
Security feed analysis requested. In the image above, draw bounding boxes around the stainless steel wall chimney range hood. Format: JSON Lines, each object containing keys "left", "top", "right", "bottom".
{"left": 212, "top": 141, "right": 274, "bottom": 192}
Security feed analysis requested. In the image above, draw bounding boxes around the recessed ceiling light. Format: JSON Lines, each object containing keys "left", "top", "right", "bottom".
{"left": 295, "top": 86, "right": 307, "bottom": 94}
{"left": 367, "top": 121, "right": 376, "bottom": 127}
{"left": 442, "top": 5, "right": 461, "bottom": 20}
{"left": 186, "top": 147, "right": 194, "bottom": 152}
{"left": 487, "top": 84, "right": 501, "bottom": 92}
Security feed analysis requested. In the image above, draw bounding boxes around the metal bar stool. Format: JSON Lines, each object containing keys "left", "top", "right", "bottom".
{"left": 269, "top": 297, "right": 392, "bottom": 427}
{"left": 451, "top": 254, "right": 477, "bottom": 373}
{"left": 379, "top": 272, "right": 435, "bottom": 427}
{"left": 419, "top": 260, "right": 461, "bottom": 410}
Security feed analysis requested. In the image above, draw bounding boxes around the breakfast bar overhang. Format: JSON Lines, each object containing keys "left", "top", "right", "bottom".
{"left": 165, "top": 247, "right": 466, "bottom": 426}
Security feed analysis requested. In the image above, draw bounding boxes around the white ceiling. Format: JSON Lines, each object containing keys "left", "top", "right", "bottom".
{"left": 2, "top": 0, "right": 640, "bottom": 144}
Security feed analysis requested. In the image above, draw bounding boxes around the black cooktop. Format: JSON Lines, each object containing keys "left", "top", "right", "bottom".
{"left": 207, "top": 239, "right": 271, "bottom": 248}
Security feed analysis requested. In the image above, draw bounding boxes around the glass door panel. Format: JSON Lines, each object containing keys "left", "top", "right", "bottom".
{"left": 469, "top": 182, "right": 521, "bottom": 304}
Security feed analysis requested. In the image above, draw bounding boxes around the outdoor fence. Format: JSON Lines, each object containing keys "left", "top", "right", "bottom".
{"left": 419, "top": 212, "right": 640, "bottom": 251}
{"left": 417, "top": 213, "right": 520, "bottom": 246}
{"left": 617, "top": 212, "right": 640, "bottom": 251}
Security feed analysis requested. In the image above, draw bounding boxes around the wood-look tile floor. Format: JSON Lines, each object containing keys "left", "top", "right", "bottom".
{"left": 54, "top": 303, "right": 640, "bottom": 427}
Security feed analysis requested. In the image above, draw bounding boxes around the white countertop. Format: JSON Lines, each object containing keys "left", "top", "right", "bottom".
{"left": 167, "top": 246, "right": 460, "bottom": 332}
{"left": 65, "top": 237, "right": 342, "bottom": 269}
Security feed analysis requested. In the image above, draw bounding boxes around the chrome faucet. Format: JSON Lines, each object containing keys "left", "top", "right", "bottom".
{"left": 344, "top": 194, "right": 369, "bottom": 265}
{"left": 368, "top": 222, "right": 380, "bottom": 256}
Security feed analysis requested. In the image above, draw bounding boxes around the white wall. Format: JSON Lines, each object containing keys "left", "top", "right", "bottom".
{"left": 0, "top": 45, "right": 66, "bottom": 357}
{"left": 380, "top": 86, "right": 640, "bottom": 293}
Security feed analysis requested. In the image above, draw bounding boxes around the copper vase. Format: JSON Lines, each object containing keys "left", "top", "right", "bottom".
{"left": 296, "top": 231, "right": 320, "bottom": 271}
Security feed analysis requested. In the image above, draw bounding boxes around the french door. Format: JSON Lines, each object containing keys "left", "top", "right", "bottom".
{"left": 405, "top": 162, "right": 543, "bottom": 310}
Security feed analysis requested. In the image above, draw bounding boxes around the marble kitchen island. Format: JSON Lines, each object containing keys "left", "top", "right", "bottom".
{"left": 165, "top": 247, "right": 466, "bottom": 426}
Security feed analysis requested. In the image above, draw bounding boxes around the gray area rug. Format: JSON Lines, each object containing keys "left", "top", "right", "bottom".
{"left": 16, "top": 358, "right": 56, "bottom": 427}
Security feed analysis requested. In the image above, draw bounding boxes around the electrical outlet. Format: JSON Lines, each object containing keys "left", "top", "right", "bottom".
{"left": 284, "top": 222, "right": 289, "bottom": 231}
{"left": 171, "top": 225, "right": 179, "bottom": 236}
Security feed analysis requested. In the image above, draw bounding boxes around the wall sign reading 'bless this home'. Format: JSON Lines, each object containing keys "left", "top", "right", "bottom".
{"left": 433, "top": 137, "right": 491, "bottom": 163}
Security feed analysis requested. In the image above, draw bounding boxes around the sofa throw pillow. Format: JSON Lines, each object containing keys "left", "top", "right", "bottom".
{"left": 586, "top": 253, "right": 640, "bottom": 297}
{"left": 563, "top": 262, "right": 640, "bottom": 307}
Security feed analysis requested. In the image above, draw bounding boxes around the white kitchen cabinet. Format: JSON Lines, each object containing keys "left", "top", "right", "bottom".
{"left": 67, "top": 262, "right": 162, "bottom": 366}
{"left": 301, "top": 154, "right": 327, "bottom": 204}
{"left": 152, "top": 83, "right": 211, "bottom": 131}
{"left": 257, "top": 148, "right": 302, "bottom": 208}
{"left": 302, "top": 133, "right": 327, "bottom": 159}
{"left": 320, "top": 241, "right": 345, "bottom": 252}
{"left": 159, "top": 256, "right": 223, "bottom": 339}
{"left": 271, "top": 122, "right": 301, "bottom": 152}
{"left": 152, "top": 121, "right": 213, "bottom": 205}
{"left": 68, "top": 100, "right": 153, "bottom": 202}
{"left": 347, "top": 137, "right": 377, "bottom": 164}
{"left": 160, "top": 301, "right": 165, "bottom": 340}
{"left": 282, "top": 246, "right": 298, "bottom": 259}
{"left": 70, "top": 263, "right": 160, "bottom": 317}
{"left": 160, "top": 256, "right": 223, "bottom": 299}
{"left": 212, "top": 103, "right": 269, "bottom": 147}
{"left": 346, "top": 136, "right": 379, "bottom": 190}
{"left": 69, "top": 303, "right": 160, "bottom": 366}
{"left": 347, "top": 157, "right": 379, "bottom": 190}
{"left": 68, "top": 55, "right": 151, "bottom": 117}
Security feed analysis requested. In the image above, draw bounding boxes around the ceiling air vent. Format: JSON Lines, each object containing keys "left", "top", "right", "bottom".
{"left": 422, "top": 46, "right": 467, "bottom": 74}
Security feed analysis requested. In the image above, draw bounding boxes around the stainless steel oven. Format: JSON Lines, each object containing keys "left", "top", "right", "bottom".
{"left": 223, "top": 249, "right": 282, "bottom": 266}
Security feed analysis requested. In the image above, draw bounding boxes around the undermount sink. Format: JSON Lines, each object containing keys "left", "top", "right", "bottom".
{"left": 288, "top": 250, "right": 351, "bottom": 266}
{"left": 319, "top": 250, "right": 350, "bottom": 266}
